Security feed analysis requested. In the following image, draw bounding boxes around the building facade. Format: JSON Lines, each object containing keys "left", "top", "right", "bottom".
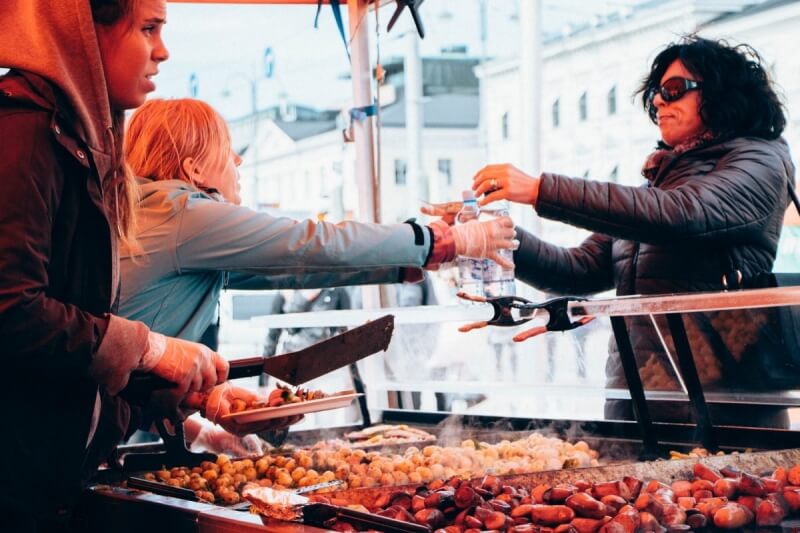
{"left": 228, "top": 56, "right": 485, "bottom": 224}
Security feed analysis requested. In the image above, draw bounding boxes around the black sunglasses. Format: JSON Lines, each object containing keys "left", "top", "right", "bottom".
{"left": 649, "top": 76, "right": 702, "bottom": 103}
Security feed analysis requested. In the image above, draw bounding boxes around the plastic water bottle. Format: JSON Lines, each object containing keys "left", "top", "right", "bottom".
{"left": 455, "top": 190, "right": 485, "bottom": 298}
{"left": 481, "top": 198, "right": 516, "bottom": 297}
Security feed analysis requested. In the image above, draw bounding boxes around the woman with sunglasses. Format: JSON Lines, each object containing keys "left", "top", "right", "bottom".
{"left": 468, "top": 36, "right": 794, "bottom": 426}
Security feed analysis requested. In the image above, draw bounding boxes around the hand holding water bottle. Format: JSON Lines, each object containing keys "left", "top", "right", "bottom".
{"left": 451, "top": 218, "right": 517, "bottom": 268}
{"left": 480, "top": 197, "right": 517, "bottom": 296}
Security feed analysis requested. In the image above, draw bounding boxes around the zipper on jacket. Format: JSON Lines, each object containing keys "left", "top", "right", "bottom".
{"left": 628, "top": 181, "right": 655, "bottom": 293}
{"left": 630, "top": 241, "right": 641, "bottom": 294}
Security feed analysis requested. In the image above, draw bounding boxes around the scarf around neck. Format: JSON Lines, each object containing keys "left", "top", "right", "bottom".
{"left": 642, "top": 130, "right": 717, "bottom": 182}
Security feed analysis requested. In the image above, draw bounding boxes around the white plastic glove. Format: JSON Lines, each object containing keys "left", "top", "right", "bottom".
{"left": 140, "top": 332, "right": 229, "bottom": 395}
{"left": 184, "top": 416, "right": 264, "bottom": 457}
{"left": 450, "top": 216, "right": 518, "bottom": 268}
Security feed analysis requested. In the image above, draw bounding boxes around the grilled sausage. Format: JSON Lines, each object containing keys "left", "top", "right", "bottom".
{"left": 416, "top": 508, "right": 446, "bottom": 528}
{"left": 592, "top": 481, "right": 622, "bottom": 500}
{"left": 550, "top": 485, "right": 578, "bottom": 503}
{"left": 612, "top": 505, "right": 640, "bottom": 533}
{"left": 755, "top": 494, "right": 790, "bottom": 526}
{"left": 694, "top": 462, "right": 723, "bottom": 482}
{"left": 570, "top": 517, "right": 607, "bottom": 533}
{"left": 788, "top": 464, "right": 800, "bottom": 486}
{"left": 720, "top": 464, "right": 741, "bottom": 479}
{"left": 736, "top": 495, "right": 762, "bottom": 513}
{"left": 637, "top": 511, "right": 660, "bottom": 532}
{"left": 454, "top": 484, "right": 479, "bottom": 509}
{"left": 533, "top": 484, "right": 553, "bottom": 504}
{"left": 411, "top": 494, "right": 426, "bottom": 512}
{"left": 691, "top": 489, "right": 713, "bottom": 500}
{"left": 644, "top": 480, "right": 671, "bottom": 494}
{"left": 487, "top": 499, "right": 511, "bottom": 513}
{"left": 529, "top": 504, "right": 576, "bottom": 526}
{"left": 566, "top": 493, "right": 607, "bottom": 519}
{"left": 713, "top": 478, "right": 738, "bottom": 499}
{"left": 694, "top": 496, "right": 728, "bottom": 519}
{"left": 463, "top": 515, "right": 483, "bottom": 529}
{"left": 784, "top": 488, "right": 800, "bottom": 512}
{"left": 764, "top": 477, "right": 786, "bottom": 493}
{"left": 511, "top": 504, "right": 534, "bottom": 518}
{"left": 482, "top": 510, "right": 509, "bottom": 530}
{"left": 670, "top": 480, "right": 692, "bottom": 498}
{"left": 690, "top": 479, "right": 713, "bottom": 493}
{"left": 712, "top": 502, "right": 754, "bottom": 529}
{"left": 738, "top": 472, "right": 767, "bottom": 497}
{"left": 633, "top": 493, "right": 663, "bottom": 519}
{"left": 600, "top": 495, "right": 627, "bottom": 514}
{"left": 660, "top": 503, "right": 686, "bottom": 526}
{"left": 622, "top": 476, "right": 643, "bottom": 500}
{"left": 676, "top": 497, "right": 695, "bottom": 510}
{"left": 652, "top": 488, "right": 675, "bottom": 506}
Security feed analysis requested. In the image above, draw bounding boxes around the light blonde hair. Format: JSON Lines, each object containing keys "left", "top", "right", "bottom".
{"left": 124, "top": 98, "right": 232, "bottom": 188}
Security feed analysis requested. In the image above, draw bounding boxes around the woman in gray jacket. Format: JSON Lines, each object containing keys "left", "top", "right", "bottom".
{"left": 119, "top": 98, "right": 516, "bottom": 450}
{"left": 471, "top": 36, "right": 794, "bottom": 426}
{"left": 121, "top": 98, "right": 515, "bottom": 341}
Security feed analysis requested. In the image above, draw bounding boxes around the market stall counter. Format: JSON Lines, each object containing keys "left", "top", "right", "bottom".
{"left": 78, "top": 286, "right": 800, "bottom": 531}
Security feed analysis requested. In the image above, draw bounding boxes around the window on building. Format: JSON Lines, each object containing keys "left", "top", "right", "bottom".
{"left": 579, "top": 91, "right": 588, "bottom": 121}
{"left": 552, "top": 98, "right": 560, "bottom": 128}
{"left": 394, "top": 159, "right": 407, "bottom": 185}
{"left": 609, "top": 165, "right": 619, "bottom": 183}
{"left": 438, "top": 159, "right": 452, "bottom": 185}
{"left": 501, "top": 112, "right": 509, "bottom": 140}
{"left": 607, "top": 85, "right": 617, "bottom": 115}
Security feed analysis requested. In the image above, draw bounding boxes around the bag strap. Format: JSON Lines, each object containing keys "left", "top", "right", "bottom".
{"left": 723, "top": 178, "right": 799, "bottom": 290}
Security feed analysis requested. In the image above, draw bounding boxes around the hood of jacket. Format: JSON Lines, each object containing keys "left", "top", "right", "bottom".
{"left": 129, "top": 178, "right": 228, "bottom": 239}
{"left": 0, "top": 0, "right": 113, "bottom": 155}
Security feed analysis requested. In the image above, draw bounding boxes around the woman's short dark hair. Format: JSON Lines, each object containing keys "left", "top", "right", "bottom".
{"left": 638, "top": 36, "right": 786, "bottom": 140}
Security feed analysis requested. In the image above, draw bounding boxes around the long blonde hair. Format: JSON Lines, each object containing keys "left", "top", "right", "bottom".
{"left": 124, "top": 98, "right": 232, "bottom": 188}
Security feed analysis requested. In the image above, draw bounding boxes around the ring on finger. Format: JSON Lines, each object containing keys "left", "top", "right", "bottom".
{"left": 490, "top": 178, "right": 498, "bottom": 190}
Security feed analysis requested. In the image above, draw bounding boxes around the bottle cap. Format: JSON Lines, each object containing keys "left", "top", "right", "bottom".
{"left": 461, "top": 190, "right": 476, "bottom": 202}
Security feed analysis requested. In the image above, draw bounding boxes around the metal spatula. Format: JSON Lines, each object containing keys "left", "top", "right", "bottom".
{"left": 123, "top": 315, "right": 394, "bottom": 399}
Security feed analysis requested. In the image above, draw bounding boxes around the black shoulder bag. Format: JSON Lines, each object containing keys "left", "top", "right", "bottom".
{"left": 716, "top": 180, "right": 800, "bottom": 389}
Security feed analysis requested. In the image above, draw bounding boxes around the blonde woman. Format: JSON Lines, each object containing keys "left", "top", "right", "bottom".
{"left": 119, "top": 98, "right": 517, "bottom": 450}
{"left": 121, "top": 99, "right": 515, "bottom": 341}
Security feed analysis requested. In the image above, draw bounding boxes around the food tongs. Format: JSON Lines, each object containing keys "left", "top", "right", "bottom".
{"left": 119, "top": 315, "right": 394, "bottom": 471}
{"left": 460, "top": 285, "right": 800, "bottom": 341}
{"left": 456, "top": 292, "right": 592, "bottom": 342}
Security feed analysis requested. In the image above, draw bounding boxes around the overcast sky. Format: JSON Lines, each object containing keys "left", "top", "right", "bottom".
{"left": 153, "top": 1, "right": 643, "bottom": 119}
